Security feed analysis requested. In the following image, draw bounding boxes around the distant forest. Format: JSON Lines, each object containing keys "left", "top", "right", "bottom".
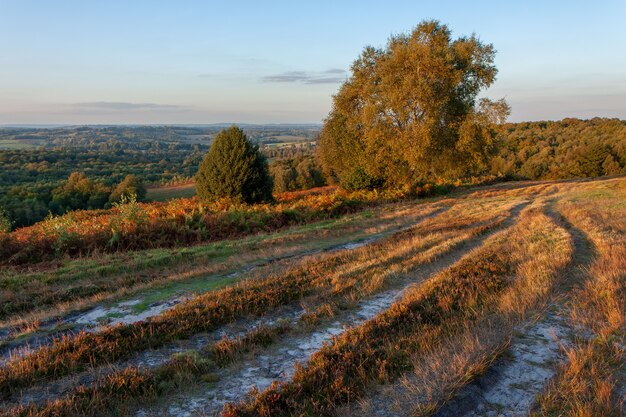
{"left": 0, "top": 125, "right": 318, "bottom": 228}
{"left": 492, "top": 118, "right": 625, "bottom": 179}
{"left": 0, "top": 118, "right": 624, "bottom": 229}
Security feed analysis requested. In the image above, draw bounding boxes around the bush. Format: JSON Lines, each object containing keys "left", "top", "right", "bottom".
{"left": 195, "top": 126, "right": 273, "bottom": 204}
{"left": 341, "top": 168, "right": 383, "bottom": 191}
{"left": 51, "top": 172, "right": 111, "bottom": 212}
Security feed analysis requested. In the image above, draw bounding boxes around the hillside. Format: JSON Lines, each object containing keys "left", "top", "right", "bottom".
{"left": 0, "top": 125, "right": 317, "bottom": 228}
{"left": 493, "top": 118, "right": 626, "bottom": 179}
{"left": 0, "top": 176, "right": 622, "bottom": 416}
{"left": 2, "top": 119, "right": 625, "bottom": 230}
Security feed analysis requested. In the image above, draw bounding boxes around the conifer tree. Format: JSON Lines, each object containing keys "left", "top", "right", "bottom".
{"left": 195, "top": 126, "right": 273, "bottom": 203}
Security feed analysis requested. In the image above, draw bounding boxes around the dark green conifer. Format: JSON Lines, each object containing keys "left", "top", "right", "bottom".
{"left": 195, "top": 126, "right": 273, "bottom": 203}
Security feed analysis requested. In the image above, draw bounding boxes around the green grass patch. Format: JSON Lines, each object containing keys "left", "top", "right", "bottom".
{"left": 146, "top": 184, "right": 196, "bottom": 201}
{"left": 129, "top": 274, "right": 242, "bottom": 314}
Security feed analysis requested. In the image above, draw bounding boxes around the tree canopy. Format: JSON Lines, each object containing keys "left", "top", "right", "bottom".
{"left": 490, "top": 118, "right": 626, "bottom": 179}
{"left": 269, "top": 155, "right": 325, "bottom": 193}
{"left": 50, "top": 172, "right": 110, "bottom": 213}
{"left": 109, "top": 174, "right": 147, "bottom": 203}
{"left": 317, "top": 20, "right": 509, "bottom": 189}
{"left": 195, "top": 126, "right": 273, "bottom": 203}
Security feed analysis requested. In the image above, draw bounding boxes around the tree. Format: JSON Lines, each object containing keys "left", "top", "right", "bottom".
{"left": 317, "top": 20, "right": 509, "bottom": 189}
{"left": 269, "top": 160, "right": 298, "bottom": 193}
{"left": 602, "top": 154, "right": 622, "bottom": 176}
{"left": 51, "top": 172, "right": 111, "bottom": 213}
{"left": 488, "top": 118, "right": 626, "bottom": 180}
{"left": 109, "top": 174, "right": 146, "bottom": 203}
{"left": 195, "top": 126, "right": 273, "bottom": 203}
{"left": 0, "top": 208, "right": 11, "bottom": 233}
{"left": 269, "top": 156, "right": 325, "bottom": 193}
{"left": 295, "top": 157, "right": 325, "bottom": 189}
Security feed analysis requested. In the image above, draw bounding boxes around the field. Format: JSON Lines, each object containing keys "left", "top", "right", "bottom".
{"left": 0, "top": 139, "right": 42, "bottom": 150}
{"left": 0, "top": 177, "right": 623, "bottom": 417}
{"left": 146, "top": 183, "right": 197, "bottom": 201}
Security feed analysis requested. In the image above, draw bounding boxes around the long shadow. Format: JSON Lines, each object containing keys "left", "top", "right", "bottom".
{"left": 1, "top": 203, "right": 516, "bottom": 410}
{"left": 0, "top": 204, "right": 456, "bottom": 405}
{"left": 0, "top": 204, "right": 453, "bottom": 360}
{"left": 430, "top": 200, "right": 597, "bottom": 417}
{"left": 124, "top": 202, "right": 532, "bottom": 417}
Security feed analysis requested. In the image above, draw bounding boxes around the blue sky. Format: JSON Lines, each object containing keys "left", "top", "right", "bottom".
{"left": 1, "top": 0, "right": 625, "bottom": 124}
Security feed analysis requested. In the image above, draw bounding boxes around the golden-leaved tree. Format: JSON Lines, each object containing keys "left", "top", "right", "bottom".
{"left": 317, "top": 20, "right": 510, "bottom": 189}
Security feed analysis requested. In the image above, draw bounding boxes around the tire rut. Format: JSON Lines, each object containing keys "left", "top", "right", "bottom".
{"left": 2, "top": 201, "right": 525, "bottom": 412}
{"left": 344, "top": 201, "right": 596, "bottom": 417}
{"left": 424, "top": 202, "right": 597, "bottom": 417}
{"left": 0, "top": 204, "right": 449, "bottom": 364}
{"left": 134, "top": 203, "right": 528, "bottom": 417}
{"left": 1, "top": 204, "right": 452, "bottom": 408}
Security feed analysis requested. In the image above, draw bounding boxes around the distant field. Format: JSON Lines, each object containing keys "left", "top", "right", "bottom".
{"left": 262, "top": 134, "right": 309, "bottom": 142}
{"left": 146, "top": 183, "right": 196, "bottom": 201}
{"left": 264, "top": 140, "right": 315, "bottom": 148}
{"left": 0, "top": 139, "right": 42, "bottom": 149}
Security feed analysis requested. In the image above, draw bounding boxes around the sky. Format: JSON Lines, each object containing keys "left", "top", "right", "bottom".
{"left": 1, "top": 0, "right": 625, "bottom": 124}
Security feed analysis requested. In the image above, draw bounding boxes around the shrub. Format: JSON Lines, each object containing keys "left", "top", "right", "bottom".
{"left": 51, "top": 172, "right": 111, "bottom": 212}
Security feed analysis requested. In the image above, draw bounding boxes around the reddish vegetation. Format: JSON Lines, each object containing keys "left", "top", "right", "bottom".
{"left": 7, "top": 355, "right": 214, "bottom": 417}
{"left": 223, "top": 205, "right": 575, "bottom": 417}
{"left": 0, "top": 197, "right": 500, "bottom": 401}
{"left": 1, "top": 179, "right": 621, "bottom": 417}
{"left": 0, "top": 205, "right": 434, "bottom": 397}
{"left": 0, "top": 187, "right": 413, "bottom": 265}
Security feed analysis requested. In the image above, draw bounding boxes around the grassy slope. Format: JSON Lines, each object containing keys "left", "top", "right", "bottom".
{"left": 0, "top": 201, "right": 440, "bottom": 329}
{"left": 0, "top": 177, "right": 623, "bottom": 417}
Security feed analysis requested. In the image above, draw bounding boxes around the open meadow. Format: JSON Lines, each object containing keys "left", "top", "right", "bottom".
{"left": 0, "top": 176, "right": 623, "bottom": 416}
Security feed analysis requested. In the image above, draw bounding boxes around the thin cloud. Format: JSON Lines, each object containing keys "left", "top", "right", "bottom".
{"left": 323, "top": 68, "right": 346, "bottom": 75}
{"left": 75, "top": 102, "right": 186, "bottom": 111}
{"left": 304, "top": 77, "right": 346, "bottom": 84}
{"left": 261, "top": 71, "right": 310, "bottom": 83}
{"left": 262, "top": 69, "right": 347, "bottom": 85}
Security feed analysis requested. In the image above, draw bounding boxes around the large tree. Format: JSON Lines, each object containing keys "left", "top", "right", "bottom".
{"left": 195, "top": 126, "right": 273, "bottom": 203}
{"left": 317, "top": 20, "right": 509, "bottom": 188}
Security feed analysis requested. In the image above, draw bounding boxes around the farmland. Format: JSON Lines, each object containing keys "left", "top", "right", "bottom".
{"left": 0, "top": 176, "right": 622, "bottom": 416}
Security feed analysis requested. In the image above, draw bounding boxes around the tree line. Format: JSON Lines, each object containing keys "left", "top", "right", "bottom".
{"left": 491, "top": 118, "right": 625, "bottom": 179}
{"left": 2, "top": 20, "right": 625, "bottom": 230}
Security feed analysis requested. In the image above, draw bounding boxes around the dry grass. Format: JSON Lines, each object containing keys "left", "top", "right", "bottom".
{"left": 3, "top": 178, "right": 622, "bottom": 417}
{"left": 222, "top": 204, "right": 571, "bottom": 416}
{"left": 396, "top": 204, "right": 573, "bottom": 416}
{"left": 0, "top": 201, "right": 439, "bottom": 329}
{"left": 531, "top": 192, "right": 625, "bottom": 416}
{"left": 209, "top": 321, "right": 292, "bottom": 365}
{"left": 0, "top": 198, "right": 510, "bottom": 401}
{"left": 3, "top": 352, "right": 216, "bottom": 417}
{"left": 351, "top": 318, "right": 512, "bottom": 417}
